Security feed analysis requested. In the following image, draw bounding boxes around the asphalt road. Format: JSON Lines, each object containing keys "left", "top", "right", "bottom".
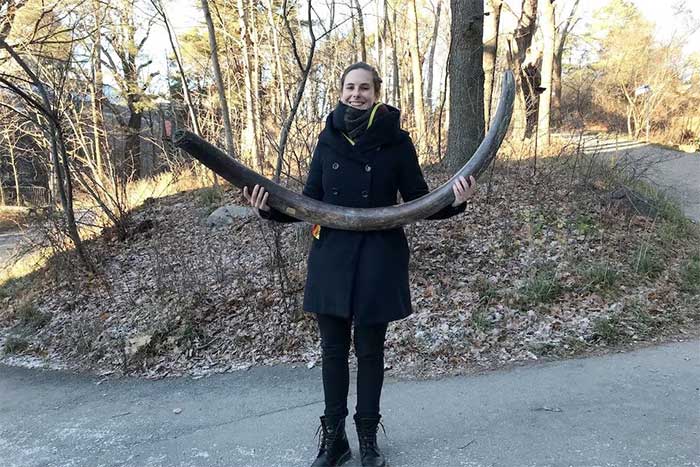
{"left": 1, "top": 340, "right": 698, "bottom": 467}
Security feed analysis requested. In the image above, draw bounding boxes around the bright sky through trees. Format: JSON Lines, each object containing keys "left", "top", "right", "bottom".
{"left": 141, "top": 0, "right": 699, "bottom": 95}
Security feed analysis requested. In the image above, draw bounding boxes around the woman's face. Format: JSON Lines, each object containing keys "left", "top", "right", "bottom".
{"left": 340, "top": 68, "right": 376, "bottom": 110}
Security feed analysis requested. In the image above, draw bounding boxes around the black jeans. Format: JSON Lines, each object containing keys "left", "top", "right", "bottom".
{"left": 317, "top": 314, "right": 388, "bottom": 420}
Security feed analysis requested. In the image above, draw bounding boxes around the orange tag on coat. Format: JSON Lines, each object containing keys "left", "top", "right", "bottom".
{"left": 311, "top": 224, "right": 321, "bottom": 239}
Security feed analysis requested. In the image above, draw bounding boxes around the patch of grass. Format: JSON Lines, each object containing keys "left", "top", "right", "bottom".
{"left": 3, "top": 336, "right": 29, "bottom": 354}
{"left": 591, "top": 316, "right": 628, "bottom": 345}
{"left": 16, "top": 301, "right": 51, "bottom": 330}
{"left": 470, "top": 309, "right": 493, "bottom": 332}
{"left": 583, "top": 262, "right": 621, "bottom": 290}
{"left": 522, "top": 268, "right": 562, "bottom": 304}
{"left": 679, "top": 252, "right": 700, "bottom": 293}
{"left": 574, "top": 213, "right": 597, "bottom": 236}
{"left": 473, "top": 274, "right": 498, "bottom": 304}
{"left": 633, "top": 244, "right": 664, "bottom": 279}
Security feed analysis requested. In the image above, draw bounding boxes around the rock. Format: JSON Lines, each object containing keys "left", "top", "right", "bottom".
{"left": 206, "top": 205, "right": 252, "bottom": 226}
{"left": 126, "top": 334, "right": 152, "bottom": 356}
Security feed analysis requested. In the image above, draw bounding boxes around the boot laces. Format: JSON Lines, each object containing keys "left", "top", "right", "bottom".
{"left": 314, "top": 419, "right": 342, "bottom": 451}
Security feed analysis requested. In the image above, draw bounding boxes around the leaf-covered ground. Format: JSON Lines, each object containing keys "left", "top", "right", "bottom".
{"left": 1, "top": 157, "right": 699, "bottom": 379}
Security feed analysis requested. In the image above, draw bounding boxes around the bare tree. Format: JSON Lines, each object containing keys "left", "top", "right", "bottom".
{"left": 275, "top": 0, "right": 318, "bottom": 182}
{"left": 408, "top": 0, "right": 426, "bottom": 148}
{"left": 388, "top": 3, "right": 400, "bottom": 106}
{"left": 0, "top": 110, "right": 26, "bottom": 206}
{"left": 236, "top": 0, "right": 259, "bottom": 167}
{"left": 425, "top": 0, "right": 443, "bottom": 111}
{"left": 150, "top": 0, "right": 201, "bottom": 136}
{"left": 552, "top": 0, "right": 580, "bottom": 125}
{"left": 0, "top": 39, "right": 88, "bottom": 266}
{"left": 101, "top": 0, "right": 158, "bottom": 178}
{"left": 353, "top": 0, "right": 367, "bottom": 62}
{"left": 201, "top": 0, "right": 236, "bottom": 159}
{"left": 266, "top": 0, "right": 287, "bottom": 116}
{"left": 537, "top": 0, "right": 555, "bottom": 146}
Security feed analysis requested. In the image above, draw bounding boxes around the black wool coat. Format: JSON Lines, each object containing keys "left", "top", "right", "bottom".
{"left": 261, "top": 104, "right": 466, "bottom": 325}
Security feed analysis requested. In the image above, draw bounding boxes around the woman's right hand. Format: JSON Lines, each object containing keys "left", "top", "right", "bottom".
{"left": 242, "top": 184, "right": 271, "bottom": 215}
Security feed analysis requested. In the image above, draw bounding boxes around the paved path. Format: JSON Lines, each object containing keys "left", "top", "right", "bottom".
{"left": 576, "top": 134, "right": 700, "bottom": 222}
{"left": 1, "top": 340, "right": 698, "bottom": 467}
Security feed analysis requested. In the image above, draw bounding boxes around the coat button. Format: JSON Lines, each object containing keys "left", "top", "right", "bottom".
{"left": 365, "top": 164, "right": 372, "bottom": 172}
{"left": 361, "top": 190, "right": 369, "bottom": 198}
{"left": 332, "top": 162, "right": 340, "bottom": 170}
{"left": 332, "top": 188, "right": 339, "bottom": 195}
{"left": 375, "top": 146, "right": 381, "bottom": 151}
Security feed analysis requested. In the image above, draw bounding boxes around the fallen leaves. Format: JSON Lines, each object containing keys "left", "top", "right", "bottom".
{"left": 1, "top": 162, "right": 698, "bottom": 379}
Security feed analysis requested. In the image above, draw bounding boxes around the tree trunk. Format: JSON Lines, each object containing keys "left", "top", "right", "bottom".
{"left": 353, "top": 0, "right": 367, "bottom": 62}
{"left": 537, "top": 0, "right": 555, "bottom": 147}
{"left": 90, "top": 0, "right": 104, "bottom": 179}
{"left": 122, "top": 2, "right": 142, "bottom": 178}
{"left": 267, "top": 0, "right": 286, "bottom": 116}
{"left": 425, "top": 0, "right": 442, "bottom": 111}
{"left": 483, "top": 0, "right": 502, "bottom": 128}
{"left": 390, "top": 6, "right": 400, "bottom": 106}
{"left": 381, "top": 0, "right": 389, "bottom": 102}
{"left": 408, "top": 0, "right": 426, "bottom": 149}
{"left": 506, "top": 0, "right": 538, "bottom": 140}
{"left": 237, "top": 0, "right": 258, "bottom": 167}
{"left": 249, "top": 0, "right": 263, "bottom": 171}
{"left": 9, "top": 142, "right": 21, "bottom": 206}
{"left": 552, "top": 51, "right": 562, "bottom": 125}
{"left": 201, "top": 0, "right": 236, "bottom": 159}
{"left": 374, "top": 0, "right": 381, "bottom": 65}
{"left": 445, "top": 0, "right": 485, "bottom": 171}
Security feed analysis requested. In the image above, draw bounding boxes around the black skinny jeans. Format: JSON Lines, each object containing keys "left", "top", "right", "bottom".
{"left": 317, "top": 314, "right": 388, "bottom": 420}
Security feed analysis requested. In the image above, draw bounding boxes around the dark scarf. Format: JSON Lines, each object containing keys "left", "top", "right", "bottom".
{"left": 332, "top": 101, "right": 381, "bottom": 141}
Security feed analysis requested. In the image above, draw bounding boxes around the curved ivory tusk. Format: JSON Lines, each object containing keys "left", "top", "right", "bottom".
{"left": 175, "top": 70, "right": 515, "bottom": 231}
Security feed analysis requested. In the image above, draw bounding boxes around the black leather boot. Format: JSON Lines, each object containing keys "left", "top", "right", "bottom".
{"left": 354, "top": 414, "right": 386, "bottom": 467}
{"left": 311, "top": 415, "right": 352, "bottom": 467}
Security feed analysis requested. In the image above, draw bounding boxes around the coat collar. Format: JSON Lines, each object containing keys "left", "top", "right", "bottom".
{"left": 318, "top": 104, "right": 405, "bottom": 162}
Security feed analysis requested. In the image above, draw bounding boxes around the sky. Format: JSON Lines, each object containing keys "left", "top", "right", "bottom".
{"left": 141, "top": 0, "right": 700, "bottom": 95}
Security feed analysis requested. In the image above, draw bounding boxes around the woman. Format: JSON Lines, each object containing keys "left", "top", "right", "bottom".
{"left": 244, "top": 62, "right": 475, "bottom": 467}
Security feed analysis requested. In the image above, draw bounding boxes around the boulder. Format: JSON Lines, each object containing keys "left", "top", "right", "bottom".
{"left": 206, "top": 205, "right": 252, "bottom": 226}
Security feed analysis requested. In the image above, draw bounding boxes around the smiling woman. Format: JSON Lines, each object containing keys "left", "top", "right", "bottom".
{"left": 241, "top": 62, "right": 477, "bottom": 467}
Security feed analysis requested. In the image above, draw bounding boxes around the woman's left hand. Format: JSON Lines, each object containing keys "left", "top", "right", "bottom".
{"left": 451, "top": 175, "right": 477, "bottom": 207}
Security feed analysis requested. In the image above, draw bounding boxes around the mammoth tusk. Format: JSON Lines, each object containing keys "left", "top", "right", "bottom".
{"left": 174, "top": 70, "right": 515, "bottom": 231}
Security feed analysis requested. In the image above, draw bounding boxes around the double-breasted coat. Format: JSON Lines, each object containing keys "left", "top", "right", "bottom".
{"left": 261, "top": 104, "right": 466, "bottom": 325}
